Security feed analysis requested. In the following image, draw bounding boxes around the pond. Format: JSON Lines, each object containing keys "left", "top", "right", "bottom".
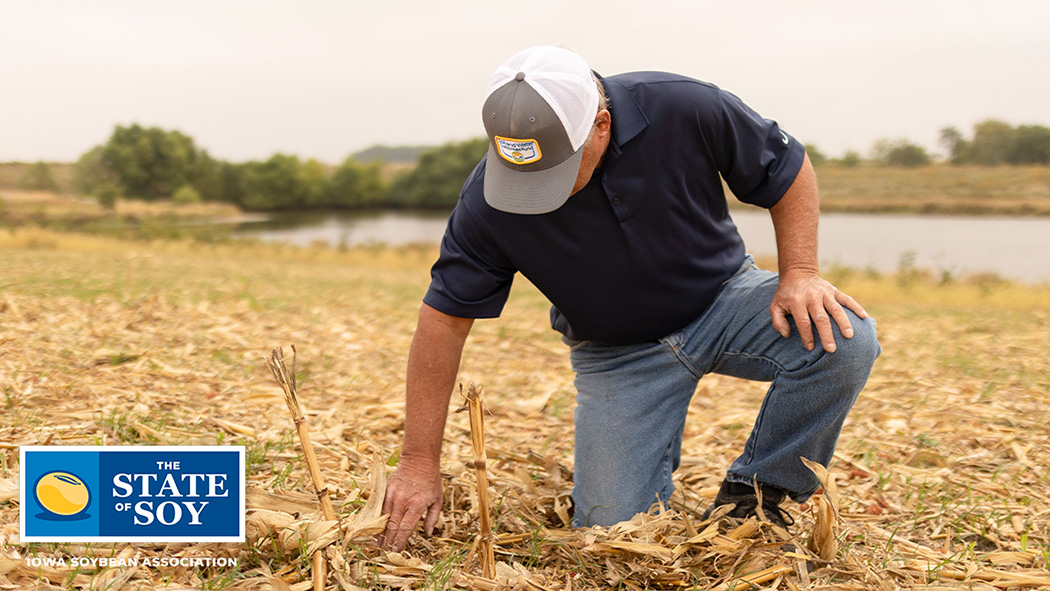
{"left": 233, "top": 210, "right": 1050, "bottom": 284}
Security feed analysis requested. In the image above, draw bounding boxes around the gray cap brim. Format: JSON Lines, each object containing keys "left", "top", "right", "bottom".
{"left": 483, "top": 144, "right": 583, "bottom": 215}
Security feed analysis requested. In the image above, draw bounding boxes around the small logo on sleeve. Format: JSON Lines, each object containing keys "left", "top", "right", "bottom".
{"left": 495, "top": 136, "right": 542, "bottom": 165}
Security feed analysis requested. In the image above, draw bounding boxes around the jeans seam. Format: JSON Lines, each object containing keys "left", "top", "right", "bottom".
{"left": 745, "top": 377, "right": 775, "bottom": 466}
{"left": 719, "top": 351, "right": 786, "bottom": 468}
{"left": 720, "top": 350, "right": 788, "bottom": 374}
{"left": 663, "top": 339, "right": 704, "bottom": 379}
{"left": 660, "top": 441, "right": 675, "bottom": 509}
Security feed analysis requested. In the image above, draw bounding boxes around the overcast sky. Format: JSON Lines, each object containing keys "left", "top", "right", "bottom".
{"left": 2, "top": 0, "right": 1047, "bottom": 164}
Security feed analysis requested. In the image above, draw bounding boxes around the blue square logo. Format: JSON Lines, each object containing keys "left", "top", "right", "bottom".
{"left": 21, "top": 446, "right": 244, "bottom": 542}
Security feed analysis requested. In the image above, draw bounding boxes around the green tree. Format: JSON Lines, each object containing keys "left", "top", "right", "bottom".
{"left": 100, "top": 124, "right": 206, "bottom": 200}
{"left": 172, "top": 185, "right": 202, "bottom": 205}
{"left": 94, "top": 183, "right": 122, "bottom": 209}
{"left": 872, "top": 139, "right": 930, "bottom": 167}
{"left": 326, "top": 157, "right": 388, "bottom": 207}
{"left": 76, "top": 125, "right": 226, "bottom": 201}
{"left": 218, "top": 162, "right": 248, "bottom": 205}
{"left": 298, "top": 159, "right": 329, "bottom": 207}
{"left": 887, "top": 144, "right": 931, "bottom": 167}
{"left": 390, "top": 138, "right": 488, "bottom": 208}
{"left": 18, "top": 161, "right": 60, "bottom": 192}
{"left": 190, "top": 150, "right": 224, "bottom": 202}
{"left": 968, "top": 119, "right": 1015, "bottom": 165}
{"left": 939, "top": 126, "right": 968, "bottom": 164}
{"left": 73, "top": 146, "right": 119, "bottom": 196}
{"left": 239, "top": 154, "right": 307, "bottom": 210}
{"left": 838, "top": 150, "right": 862, "bottom": 167}
{"left": 1009, "top": 125, "right": 1050, "bottom": 164}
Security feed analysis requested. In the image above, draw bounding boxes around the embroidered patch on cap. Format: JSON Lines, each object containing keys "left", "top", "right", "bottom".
{"left": 495, "top": 136, "right": 542, "bottom": 165}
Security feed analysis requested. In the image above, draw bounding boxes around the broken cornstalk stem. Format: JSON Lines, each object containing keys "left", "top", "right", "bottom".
{"left": 266, "top": 345, "right": 337, "bottom": 591}
{"left": 267, "top": 345, "right": 337, "bottom": 521}
{"left": 464, "top": 384, "right": 496, "bottom": 579}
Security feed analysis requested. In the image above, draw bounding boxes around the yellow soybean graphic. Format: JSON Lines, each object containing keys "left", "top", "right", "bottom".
{"left": 35, "top": 472, "right": 90, "bottom": 515}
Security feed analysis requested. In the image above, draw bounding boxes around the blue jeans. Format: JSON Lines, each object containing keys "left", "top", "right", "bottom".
{"left": 567, "top": 257, "right": 880, "bottom": 527}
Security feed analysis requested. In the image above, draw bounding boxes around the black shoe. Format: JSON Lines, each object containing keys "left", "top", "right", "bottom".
{"left": 701, "top": 479, "right": 795, "bottom": 529}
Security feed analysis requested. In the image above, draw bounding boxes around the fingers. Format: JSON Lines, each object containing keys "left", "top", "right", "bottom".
{"left": 423, "top": 502, "right": 441, "bottom": 535}
{"left": 376, "top": 489, "right": 394, "bottom": 549}
{"left": 790, "top": 304, "right": 816, "bottom": 351}
{"left": 773, "top": 278, "right": 868, "bottom": 353}
{"left": 807, "top": 298, "right": 836, "bottom": 353}
{"left": 772, "top": 298, "right": 816, "bottom": 351}
{"left": 379, "top": 500, "right": 428, "bottom": 552}
{"left": 836, "top": 291, "right": 869, "bottom": 320}
{"left": 827, "top": 293, "right": 854, "bottom": 340}
{"left": 773, "top": 295, "right": 818, "bottom": 351}
{"left": 390, "top": 503, "right": 426, "bottom": 551}
{"left": 376, "top": 464, "right": 444, "bottom": 552}
{"left": 770, "top": 306, "right": 792, "bottom": 339}
{"left": 377, "top": 485, "right": 410, "bottom": 550}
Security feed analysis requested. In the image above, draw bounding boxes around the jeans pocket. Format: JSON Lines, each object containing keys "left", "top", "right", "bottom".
{"left": 658, "top": 329, "right": 684, "bottom": 350}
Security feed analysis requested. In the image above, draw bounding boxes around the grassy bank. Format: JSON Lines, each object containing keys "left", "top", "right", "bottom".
{"left": 0, "top": 162, "right": 74, "bottom": 193}
{"left": 1, "top": 233, "right": 1048, "bottom": 589}
{"left": 811, "top": 165, "right": 1050, "bottom": 215}
{"left": 0, "top": 189, "right": 243, "bottom": 241}
{"left": 724, "top": 164, "right": 1050, "bottom": 216}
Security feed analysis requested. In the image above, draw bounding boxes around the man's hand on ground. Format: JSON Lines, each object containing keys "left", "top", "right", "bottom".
{"left": 377, "top": 459, "right": 443, "bottom": 552}
{"left": 770, "top": 271, "right": 869, "bottom": 353}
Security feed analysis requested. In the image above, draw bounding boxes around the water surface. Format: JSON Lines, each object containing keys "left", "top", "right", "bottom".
{"left": 235, "top": 210, "right": 1050, "bottom": 284}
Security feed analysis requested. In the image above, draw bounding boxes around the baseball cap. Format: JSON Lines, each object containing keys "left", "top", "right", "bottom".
{"left": 482, "top": 46, "right": 600, "bottom": 214}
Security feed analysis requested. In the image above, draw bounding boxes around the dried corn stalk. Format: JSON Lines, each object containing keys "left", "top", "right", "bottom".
{"left": 267, "top": 345, "right": 338, "bottom": 522}
{"left": 267, "top": 345, "right": 337, "bottom": 591}
{"left": 459, "top": 384, "right": 496, "bottom": 579}
{"left": 801, "top": 456, "right": 838, "bottom": 561}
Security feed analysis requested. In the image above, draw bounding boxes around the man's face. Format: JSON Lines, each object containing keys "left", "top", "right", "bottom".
{"left": 570, "top": 109, "right": 612, "bottom": 196}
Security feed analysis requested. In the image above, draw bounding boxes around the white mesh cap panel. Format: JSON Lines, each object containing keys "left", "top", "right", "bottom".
{"left": 485, "top": 46, "right": 599, "bottom": 151}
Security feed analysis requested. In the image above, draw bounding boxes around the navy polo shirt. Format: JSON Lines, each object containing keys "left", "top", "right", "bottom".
{"left": 424, "top": 71, "right": 806, "bottom": 345}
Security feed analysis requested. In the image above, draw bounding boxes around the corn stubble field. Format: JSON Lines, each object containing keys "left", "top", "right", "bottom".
{"left": 1, "top": 228, "right": 1048, "bottom": 590}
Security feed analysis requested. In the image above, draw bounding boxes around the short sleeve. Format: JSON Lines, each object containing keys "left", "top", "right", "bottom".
{"left": 423, "top": 202, "right": 517, "bottom": 319}
{"left": 702, "top": 89, "right": 806, "bottom": 208}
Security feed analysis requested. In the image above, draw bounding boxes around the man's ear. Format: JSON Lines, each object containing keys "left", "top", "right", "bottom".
{"left": 595, "top": 109, "right": 612, "bottom": 134}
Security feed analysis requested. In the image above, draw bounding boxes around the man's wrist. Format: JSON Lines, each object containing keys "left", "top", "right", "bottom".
{"left": 779, "top": 264, "right": 820, "bottom": 279}
{"left": 398, "top": 448, "right": 441, "bottom": 471}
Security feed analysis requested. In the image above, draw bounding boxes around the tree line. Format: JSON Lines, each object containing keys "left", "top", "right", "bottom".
{"left": 20, "top": 118, "right": 1050, "bottom": 211}
{"left": 940, "top": 120, "right": 1050, "bottom": 166}
{"left": 804, "top": 119, "right": 1050, "bottom": 169}
{"left": 68, "top": 124, "right": 488, "bottom": 211}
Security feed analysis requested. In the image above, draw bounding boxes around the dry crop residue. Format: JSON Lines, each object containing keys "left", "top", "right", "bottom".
{"left": 1, "top": 238, "right": 1048, "bottom": 590}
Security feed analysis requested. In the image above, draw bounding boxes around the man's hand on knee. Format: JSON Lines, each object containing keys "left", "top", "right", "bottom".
{"left": 771, "top": 271, "right": 869, "bottom": 353}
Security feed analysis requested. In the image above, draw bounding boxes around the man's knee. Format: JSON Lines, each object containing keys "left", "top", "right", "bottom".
{"left": 571, "top": 445, "right": 676, "bottom": 528}
{"left": 831, "top": 315, "right": 881, "bottom": 382}
{"left": 572, "top": 485, "right": 669, "bottom": 528}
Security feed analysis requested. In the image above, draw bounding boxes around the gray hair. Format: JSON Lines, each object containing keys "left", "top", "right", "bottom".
{"left": 595, "top": 77, "right": 609, "bottom": 112}
{"left": 583, "top": 79, "right": 610, "bottom": 149}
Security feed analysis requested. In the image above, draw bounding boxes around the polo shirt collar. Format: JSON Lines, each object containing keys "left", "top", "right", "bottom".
{"left": 594, "top": 71, "right": 648, "bottom": 149}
